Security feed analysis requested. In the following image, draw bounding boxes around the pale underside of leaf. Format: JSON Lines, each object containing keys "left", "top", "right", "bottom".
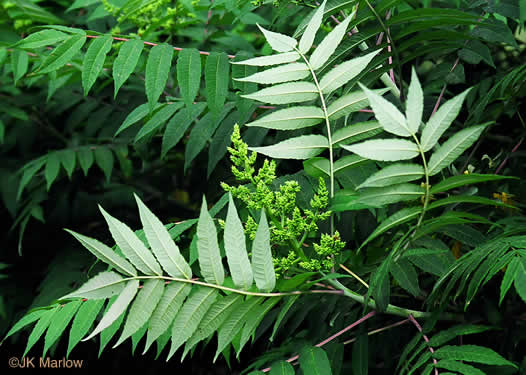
{"left": 309, "top": 14, "right": 353, "bottom": 70}
{"left": 427, "top": 124, "right": 487, "bottom": 176}
{"left": 420, "top": 88, "right": 471, "bottom": 152}
{"left": 298, "top": 0, "right": 326, "bottom": 53}
{"left": 327, "top": 89, "right": 389, "bottom": 120}
{"left": 83, "top": 279, "right": 139, "bottom": 341}
{"left": 241, "top": 81, "right": 318, "bottom": 105}
{"left": 99, "top": 205, "right": 163, "bottom": 276}
{"left": 406, "top": 67, "right": 423, "bottom": 134}
{"left": 359, "top": 83, "right": 412, "bottom": 137}
{"left": 197, "top": 197, "right": 225, "bottom": 285}
{"left": 225, "top": 194, "right": 253, "bottom": 290}
{"left": 342, "top": 139, "right": 419, "bottom": 161}
{"left": 135, "top": 194, "right": 192, "bottom": 279}
{"left": 357, "top": 163, "right": 424, "bottom": 189}
{"left": 245, "top": 106, "right": 324, "bottom": 130}
{"left": 64, "top": 229, "right": 137, "bottom": 276}
{"left": 332, "top": 121, "right": 383, "bottom": 146}
{"left": 62, "top": 271, "right": 125, "bottom": 300}
{"left": 257, "top": 24, "right": 298, "bottom": 52}
{"left": 252, "top": 210, "right": 275, "bottom": 292}
{"left": 230, "top": 52, "right": 300, "bottom": 67}
{"left": 234, "top": 63, "right": 309, "bottom": 85}
{"left": 319, "top": 49, "right": 382, "bottom": 94}
{"left": 249, "top": 134, "right": 328, "bottom": 160}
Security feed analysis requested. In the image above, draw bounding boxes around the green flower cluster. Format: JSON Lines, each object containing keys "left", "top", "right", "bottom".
{"left": 222, "top": 125, "right": 343, "bottom": 277}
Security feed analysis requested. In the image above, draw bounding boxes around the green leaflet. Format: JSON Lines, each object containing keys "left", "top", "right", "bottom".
{"left": 94, "top": 147, "right": 114, "bottom": 183}
{"left": 161, "top": 102, "right": 207, "bottom": 158}
{"left": 359, "top": 83, "right": 412, "bottom": 137}
{"left": 327, "top": 89, "right": 388, "bottom": 121}
{"left": 62, "top": 271, "right": 125, "bottom": 300}
{"left": 435, "top": 359, "right": 485, "bottom": 375}
{"left": 43, "top": 300, "right": 82, "bottom": 357}
{"left": 225, "top": 194, "right": 253, "bottom": 290}
{"left": 83, "top": 279, "right": 139, "bottom": 341}
{"left": 60, "top": 149, "right": 76, "bottom": 178}
{"left": 135, "top": 194, "right": 192, "bottom": 279}
{"left": 99, "top": 205, "right": 163, "bottom": 276}
{"left": 420, "top": 88, "right": 471, "bottom": 152}
{"left": 433, "top": 345, "right": 517, "bottom": 367}
{"left": 357, "top": 183, "right": 425, "bottom": 208}
{"left": 67, "top": 299, "right": 105, "bottom": 357}
{"left": 114, "top": 279, "right": 164, "bottom": 347}
{"left": 299, "top": 346, "right": 333, "bottom": 375}
{"left": 427, "top": 124, "right": 487, "bottom": 176}
{"left": 82, "top": 35, "right": 112, "bottom": 96}
{"left": 332, "top": 121, "right": 383, "bottom": 147}
{"left": 39, "top": 33, "right": 87, "bottom": 74}
{"left": 309, "top": 13, "right": 353, "bottom": 70}
{"left": 13, "top": 29, "right": 69, "bottom": 49}
{"left": 298, "top": 0, "right": 326, "bottom": 53}
{"left": 64, "top": 229, "right": 137, "bottom": 276}
{"left": 167, "top": 288, "right": 218, "bottom": 360}
{"left": 23, "top": 306, "right": 60, "bottom": 358}
{"left": 406, "top": 67, "right": 423, "bottom": 134}
{"left": 515, "top": 257, "right": 526, "bottom": 304}
{"left": 45, "top": 152, "right": 60, "bottom": 190}
{"left": 113, "top": 39, "right": 144, "bottom": 98}
{"left": 3, "top": 309, "right": 48, "bottom": 341}
{"left": 319, "top": 49, "right": 381, "bottom": 94}
{"left": 231, "top": 52, "right": 300, "bottom": 66}
{"left": 145, "top": 44, "right": 174, "bottom": 111}
{"left": 77, "top": 147, "right": 94, "bottom": 176}
{"left": 184, "top": 103, "right": 234, "bottom": 173}
{"left": 205, "top": 52, "right": 230, "bottom": 115}
{"left": 269, "top": 361, "right": 295, "bottom": 375}
{"left": 249, "top": 134, "right": 328, "bottom": 160}
{"left": 241, "top": 82, "right": 318, "bottom": 104}
{"left": 134, "top": 102, "right": 183, "bottom": 143}
{"left": 357, "top": 163, "right": 424, "bottom": 189}
{"left": 17, "top": 157, "right": 45, "bottom": 199}
{"left": 257, "top": 24, "right": 297, "bottom": 52}
{"left": 252, "top": 210, "right": 275, "bottom": 292}
{"left": 342, "top": 139, "right": 419, "bottom": 161}
{"left": 177, "top": 48, "right": 201, "bottom": 110}
{"left": 98, "top": 296, "right": 126, "bottom": 355}
{"left": 115, "top": 103, "right": 152, "bottom": 136}
{"left": 235, "top": 63, "right": 309, "bottom": 85}
{"left": 390, "top": 259, "right": 421, "bottom": 297}
{"left": 500, "top": 256, "right": 520, "bottom": 304}
{"left": 429, "top": 173, "right": 516, "bottom": 194}
{"left": 245, "top": 106, "right": 324, "bottom": 130}
{"left": 12, "top": 49, "right": 29, "bottom": 85}
{"left": 214, "top": 296, "right": 264, "bottom": 361}
{"left": 143, "top": 282, "right": 192, "bottom": 354}
{"left": 238, "top": 298, "right": 281, "bottom": 356}
{"left": 197, "top": 197, "right": 225, "bottom": 285}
